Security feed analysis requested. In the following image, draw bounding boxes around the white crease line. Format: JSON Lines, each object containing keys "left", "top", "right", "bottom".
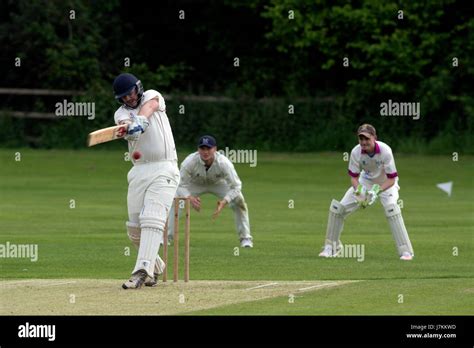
{"left": 0, "top": 280, "right": 77, "bottom": 288}
{"left": 245, "top": 282, "right": 279, "bottom": 290}
{"left": 38, "top": 281, "right": 77, "bottom": 287}
{"left": 0, "top": 280, "right": 41, "bottom": 286}
{"left": 298, "top": 282, "right": 341, "bottom": 291}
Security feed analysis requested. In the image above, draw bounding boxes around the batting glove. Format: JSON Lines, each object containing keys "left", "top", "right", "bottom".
{"left": 124, "top": 115, "right": 149, "bottom": 141}
{"left": 367, "top": 184, "right": 381, "bottom": 206}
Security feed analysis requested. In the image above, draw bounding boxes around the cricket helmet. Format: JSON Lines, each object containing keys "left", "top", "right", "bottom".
{"left": 113, "top": 73, "right": 144, "bottom": 108}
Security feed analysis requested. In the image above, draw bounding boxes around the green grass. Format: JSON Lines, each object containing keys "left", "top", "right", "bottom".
{"left": 190, "top": 279, "right": 474, "bottom": 315}
{"left": 0, "top": 148, "right": 473, "bottom": 315}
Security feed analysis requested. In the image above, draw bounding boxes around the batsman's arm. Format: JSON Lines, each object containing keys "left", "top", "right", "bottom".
{"left": 138, "top": 98, "right": 159, "bottom": 118}
{"left": 118, "top": 120, "right": 131, "bottom": 126}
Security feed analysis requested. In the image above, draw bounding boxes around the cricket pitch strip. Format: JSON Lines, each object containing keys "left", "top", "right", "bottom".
{"left": 1, "top": 279, "right": 358, "bottom": 315}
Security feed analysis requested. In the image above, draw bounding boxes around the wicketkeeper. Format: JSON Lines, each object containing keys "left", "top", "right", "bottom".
{"left": 112, "top": 73, "right": 180, "bottom": 289}
{"left": 167, "top": 135, "right": 253, "bottom": 248}
{"left": 318, "top": 124, "right": 414, "bottom": 260}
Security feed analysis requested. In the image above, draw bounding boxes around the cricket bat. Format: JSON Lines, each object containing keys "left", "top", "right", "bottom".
{"left": 87, "top": 125, "right": 127, "bottom": 147}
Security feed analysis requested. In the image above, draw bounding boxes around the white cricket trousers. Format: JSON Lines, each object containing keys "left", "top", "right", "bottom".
{"left": 126, "top": 160, "right": 180, "bottom": 276}
{"left": 127, "top": 160, "right": 180, "bottom": 229}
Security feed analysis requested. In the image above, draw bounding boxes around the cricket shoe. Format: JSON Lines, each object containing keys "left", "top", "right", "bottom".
{"left": 240, "top": 238, "right": 253, "bottom": 248}
{"left": 144, "top": 273, "right": 159, "bottom": 287}
{"left": 318, "top": 243, "right": 343, "bottom": 258}
{"left": 400, "top": 252, "right": 414, "bottom": 261}
{"left": 122, "top": 270, "right": 148, "bottom": 289}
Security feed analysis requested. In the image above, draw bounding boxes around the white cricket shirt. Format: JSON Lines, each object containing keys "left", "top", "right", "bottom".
{"left": 179, "top": 151, "right": 242, "bottom": 203}
{"left": 114, "top": 90, "right": 177, "bottom": 164}
{"left": 348, "top": 141, "right": 398, "bottom": 185}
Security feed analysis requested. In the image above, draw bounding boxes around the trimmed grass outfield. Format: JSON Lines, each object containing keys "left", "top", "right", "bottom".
{"left": 0, "top": 149, "right": 473, "bottom": 315}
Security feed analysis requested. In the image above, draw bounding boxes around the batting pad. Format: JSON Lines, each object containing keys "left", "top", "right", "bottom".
{"left": 133, "top": 227, "right": 163, "bottom": 277}
{"left": 154, "top": 255, "right": 166, "bottom": 275}
{"left": 384, "top": 204, "right": 414, "bottom": 256}
{"left": 324, "top": 199, "right": 345, "bottom": 247}
{"left": 126, "top": 221, "right": 141, "bottom": 248}
{"left": 139, "top": 199, "right": 167, "bottom": 231}
{"left": 127, "top": 221, "right": 165, "bottom": 274}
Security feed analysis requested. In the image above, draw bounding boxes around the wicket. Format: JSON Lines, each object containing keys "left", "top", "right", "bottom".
{"left": 163, "top": 197, "right": 191, "bottom": 282}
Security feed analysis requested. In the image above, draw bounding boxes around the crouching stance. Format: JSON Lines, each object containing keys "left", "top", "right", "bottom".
{"left": 319, "top": 124, "right": 414, "bottom": 260}
{"left": 112, "top": 73, "right": 180, "bottom": 289}
{"left": 168, "top": 135, "right": 253, "bottom": 248}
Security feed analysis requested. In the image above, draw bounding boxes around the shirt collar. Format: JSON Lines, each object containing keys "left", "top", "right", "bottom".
{"left": 361, "top": 141, "right": 380, "bottom": 155}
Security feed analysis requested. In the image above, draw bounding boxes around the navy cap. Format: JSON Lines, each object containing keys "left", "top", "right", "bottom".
{"left": 198, "top": 135, "right": 217, "bottom": 148}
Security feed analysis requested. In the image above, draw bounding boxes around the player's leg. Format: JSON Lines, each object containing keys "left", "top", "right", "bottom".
{"left": 209, "top": 185, "right": 252, "bottom": 247}
{"left": 126, "top": 223, "right": 166, "bottom": 286}
{"left": 123, "top": 162, "right": 180, "bottom": 289}
{"left": 124, "top": 166, "right": 166, "bottom": 287}
{"left": 380, "top": 186, "right": 414, "bottom": 260}
{"left": 319, "top": 186, "right": 360, "bottom": 257}
{"left": 125, "top": 165, "right": 144, "bottom": 252}
{"left": 123, "top": 165, "right": 148, "bottom": 288}
{"left": 231, "top": 193, "right": 252, "bottom": 248}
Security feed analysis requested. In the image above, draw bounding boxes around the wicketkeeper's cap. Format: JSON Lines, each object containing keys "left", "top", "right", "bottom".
{"left": 198, "top": 135, "right": 217, "bottom": 148}
{"left": 357, "top": 124, "right": 377, "bottom": 138}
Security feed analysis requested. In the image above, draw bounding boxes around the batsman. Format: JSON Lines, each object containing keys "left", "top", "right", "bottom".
{"left": 318, "top": 124, "right": 414, "bottom": 260}
{"left": 112, "top": 73, "right": 180, "bottom": 289}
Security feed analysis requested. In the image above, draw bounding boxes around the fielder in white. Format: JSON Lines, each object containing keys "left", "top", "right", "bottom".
{"left": 167, "top": 135, "right": 253, "bottom": 248}
{"left": 112, "top": 73, "right": 180, "bottom": 289}
{"left": 318, "top": 124, "right": 414, "bottom": 260}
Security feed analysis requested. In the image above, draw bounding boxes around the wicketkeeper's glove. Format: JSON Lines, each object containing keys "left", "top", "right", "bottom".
{"left": 354, "top": 184, "right": 366, "bottom": 197}
{"left": 354, "top": 184, "right": 368, "bottom": 208}
{"left": 367, "top": 184, "right": 381, "bottom": 206}
{"left": 125, "top": 115, "right": 149, "bottom": 141}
